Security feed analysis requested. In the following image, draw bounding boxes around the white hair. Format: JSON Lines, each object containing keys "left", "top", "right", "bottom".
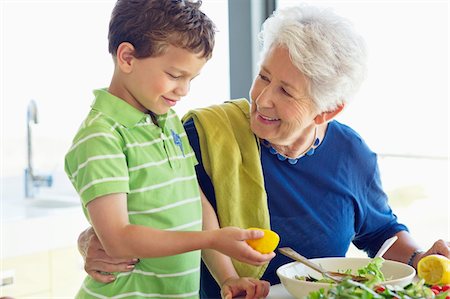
{"left": 258, "top": 3, "right": 368, "bottom": 112}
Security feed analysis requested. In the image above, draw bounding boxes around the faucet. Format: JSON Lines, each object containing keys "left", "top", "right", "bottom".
{"left": 24, "top": 99, "right": 53, "bottom": 198}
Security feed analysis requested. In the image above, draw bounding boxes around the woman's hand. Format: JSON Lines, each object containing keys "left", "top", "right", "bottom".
{"left": 414, "top": 239, "right": 450, "bottom": 268}
{"left": 220, "top": 277, "right": 270, "bottom": 299}
{"left": 78, "top": 227, "right": 139, "bottom": 283}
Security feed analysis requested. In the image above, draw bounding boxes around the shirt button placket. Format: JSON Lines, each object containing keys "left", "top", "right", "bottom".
{"left": 161, "top": 132, "right": 174, "bottom": 168}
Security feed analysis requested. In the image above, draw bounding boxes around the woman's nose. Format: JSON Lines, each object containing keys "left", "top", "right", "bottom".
{"left": 254, "top": 85, "right": 274, "bottom": 107}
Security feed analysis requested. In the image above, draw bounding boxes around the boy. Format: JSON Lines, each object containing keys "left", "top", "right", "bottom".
{"left": 64, "top": 0, "right": 273, "bottom": 298}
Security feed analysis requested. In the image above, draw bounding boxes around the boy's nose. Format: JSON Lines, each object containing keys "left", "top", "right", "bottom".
{"left": 175, "top": 81, "right": 190, "bottom": 97}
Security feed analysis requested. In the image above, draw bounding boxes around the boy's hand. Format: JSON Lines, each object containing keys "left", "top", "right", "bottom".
{"left": 211, "top": 227, "right": 276, "bottom": 265}
{"left": 78, "top": 227, "right": 139, "bottom": 283}
{"left": 221, "top": 277, "right": 270, "bottom": 299}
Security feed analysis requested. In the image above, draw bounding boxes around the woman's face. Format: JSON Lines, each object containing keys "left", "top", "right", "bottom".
{"left": 250, "top": 45, "right": 319, "bottom": 146}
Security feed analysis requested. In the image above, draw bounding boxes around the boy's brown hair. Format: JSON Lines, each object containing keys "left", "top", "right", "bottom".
{"left": 108, "top": 0, "right": 216, "bottom": 60}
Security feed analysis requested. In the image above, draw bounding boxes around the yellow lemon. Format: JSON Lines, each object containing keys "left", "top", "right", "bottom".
{"left": 417, "top": 254, "right": 450, "bottom": 285}
{"left": 245, "top": 228, "right": 280, "bottom": 254}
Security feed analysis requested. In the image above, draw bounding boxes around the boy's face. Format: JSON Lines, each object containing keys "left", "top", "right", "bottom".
{"left": 117, "top": 44, "right": 207, "bottom": 115}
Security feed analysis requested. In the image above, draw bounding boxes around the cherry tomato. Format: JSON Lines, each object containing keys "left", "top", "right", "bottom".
{"left": 374, "top": 285, "right": 386, "bottom": 293}
{"left": 432, "top": 288, "right": 440, "bottom": 295}
{"left": 432, "top": 285, "right": 443, "bottom": 292}
{"left": 442, "top": 285, "right": 450, "bottom": 292}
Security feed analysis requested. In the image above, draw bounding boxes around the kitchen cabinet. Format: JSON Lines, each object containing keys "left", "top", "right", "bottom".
{"left": 1, "top": 190, "right": 89, "bottom": 298}
{"left": 0, "top": 251, "right": 51, "bottom": 298}
{"left": 50, "top": 246, "right": 85, "bottom": 297}
{"left": 1, "top": 196, "right": 89, "bottom": 298}
{"left": 0, "top": 246, "right": 85, "bottom": 298}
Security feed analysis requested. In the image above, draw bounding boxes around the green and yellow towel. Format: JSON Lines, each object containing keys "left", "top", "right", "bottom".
{"left": 183, "top": 99, "right": 271, "bottom": 278}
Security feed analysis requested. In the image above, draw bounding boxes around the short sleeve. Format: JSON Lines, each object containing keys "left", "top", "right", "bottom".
{"left": 64, "top": 125, "right": 129, "bottom": 206}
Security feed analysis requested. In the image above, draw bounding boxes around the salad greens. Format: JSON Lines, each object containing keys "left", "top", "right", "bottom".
{"left": 356, "top": 257, "right": 385, "bottom": 285}
{"left": 299, "top": 258, "right": 449, "bottom": 299}
{"left": 295, "top": 257, "right": 386, "bottom": 284}
{"left": 306, "top": 279, "right": 449, "bottom": 299}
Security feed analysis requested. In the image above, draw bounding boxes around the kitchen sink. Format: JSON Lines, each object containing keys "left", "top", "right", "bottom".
{"left": 27, "top": 198, "right": 80, "bottom": 208}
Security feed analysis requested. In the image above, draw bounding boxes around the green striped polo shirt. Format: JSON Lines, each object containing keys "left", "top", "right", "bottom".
{"left": 65, "top": 89, "right": 202, "bottom": 299}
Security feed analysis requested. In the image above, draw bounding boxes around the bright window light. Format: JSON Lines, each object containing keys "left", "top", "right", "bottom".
{"left": 1, "top": 0, "right": 229, "bottom": 177}
{"left": 277, "top": 0, "right": 449, "bottom": 251}
{"left": 277, "top": 0, "right": 448, "bottom": 157}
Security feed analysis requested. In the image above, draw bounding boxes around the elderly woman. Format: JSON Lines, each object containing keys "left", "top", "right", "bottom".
{"left": 78, "top": 3, "right": 449, "bottom": 299}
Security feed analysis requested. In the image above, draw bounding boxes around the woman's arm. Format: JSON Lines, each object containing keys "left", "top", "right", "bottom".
{"left": 77, "top": 226, "right": 138, "bottom": 283}
{"left": 383, "top": 231, "right": 450, "bottom": 269}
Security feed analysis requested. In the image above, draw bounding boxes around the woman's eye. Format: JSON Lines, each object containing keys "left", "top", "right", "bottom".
{"left": 281, "top": 88, "right": 292, "bottom": 98}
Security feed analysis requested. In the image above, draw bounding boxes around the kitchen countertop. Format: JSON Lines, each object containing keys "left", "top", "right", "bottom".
{"left": 1, "top": 193, "right": 88, "bottom": 258}
{"left": 235, "top": 284, "right": 292, "bottom": 299}
{"left": 267, "top": 284, "right": 293, "bottom": 299}
{"left": 1, "top": 173, "right": 89, "bottom": 258}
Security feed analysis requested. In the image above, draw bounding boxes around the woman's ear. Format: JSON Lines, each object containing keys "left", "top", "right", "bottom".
{"left": 314, "top": 103, "right": 345, "bottom": 124}
{"left": 115, "top": 42, "right": 135, "bottom": 74}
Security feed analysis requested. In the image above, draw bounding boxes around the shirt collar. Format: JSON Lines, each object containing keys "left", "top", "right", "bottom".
{"left": 91, "top": 88, "right": 147, "bottom": 128}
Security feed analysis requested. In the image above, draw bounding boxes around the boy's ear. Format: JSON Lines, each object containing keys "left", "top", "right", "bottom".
{"left": 314, "top": 103, "right": 345, "bottom": 125}
{"left": 116, "top": 42, "right": 136, "bottom": 73}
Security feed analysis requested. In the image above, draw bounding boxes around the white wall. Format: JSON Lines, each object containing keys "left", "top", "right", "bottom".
{"left": 277, "top": 0, "right": 448, "bottom": 158}
{"left": 1, "top": 0, "right": 229, "bottom": 180}
{"left": 277, "top": 0, "right": 449, "bottom": 251}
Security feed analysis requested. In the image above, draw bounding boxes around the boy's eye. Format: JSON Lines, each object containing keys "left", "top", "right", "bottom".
{"left": 258, "top": 74, "right": 269, "bottom": 82}
{"left": 167, "top": 72, "right": 181, "bottom": 79}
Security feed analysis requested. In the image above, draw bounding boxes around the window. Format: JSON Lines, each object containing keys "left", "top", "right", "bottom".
{"left": 277, "top": 1, "right": 448, "bottom": 252}
{"left": 1, "top": 0, "right": 229, "bottom": 178}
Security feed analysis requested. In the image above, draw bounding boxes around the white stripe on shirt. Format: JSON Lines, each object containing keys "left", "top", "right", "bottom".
{"left": 87, "top": 111, "right": 103, "bottom": 127}
{"left": 129, "top": 175, "right": 197, "bottom": 194}
{"left": 125, "top": 132, "right": 187, "bottom": 149}
{"left": 70, "top": 154, "right": 125, "bottom": 179}
{"left": 68, "top": 132, "right": 118, "bottom": 153}
{"left": 128, "top": 152, "right": 194, "bottom": 172}
{"left": 165, "top": 220, "right": 202, "bottom": 231}
{"left": 128, "top": 158, "right": 169, "bottom": 171}
{"left": 126, "top": 138, "right": 162, "bottom": 149}
{"left": 128, "top": 197, "right": 200, "bottom": 215}
{"left": 82, "top": 284, "right": 199, "bottom": 299}
{"left": 111, "top": 122, "right": 122, "bottom": 131}
{"left": 79, "top": 177, "right": 129, "bottom": 195}
{"left": 116, "top": 267, "right": 199, "bottom": 279}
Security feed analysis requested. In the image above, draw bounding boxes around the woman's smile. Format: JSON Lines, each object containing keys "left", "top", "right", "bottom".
{"left": 257, "top": 112, "right": 281, "bottom": 124}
